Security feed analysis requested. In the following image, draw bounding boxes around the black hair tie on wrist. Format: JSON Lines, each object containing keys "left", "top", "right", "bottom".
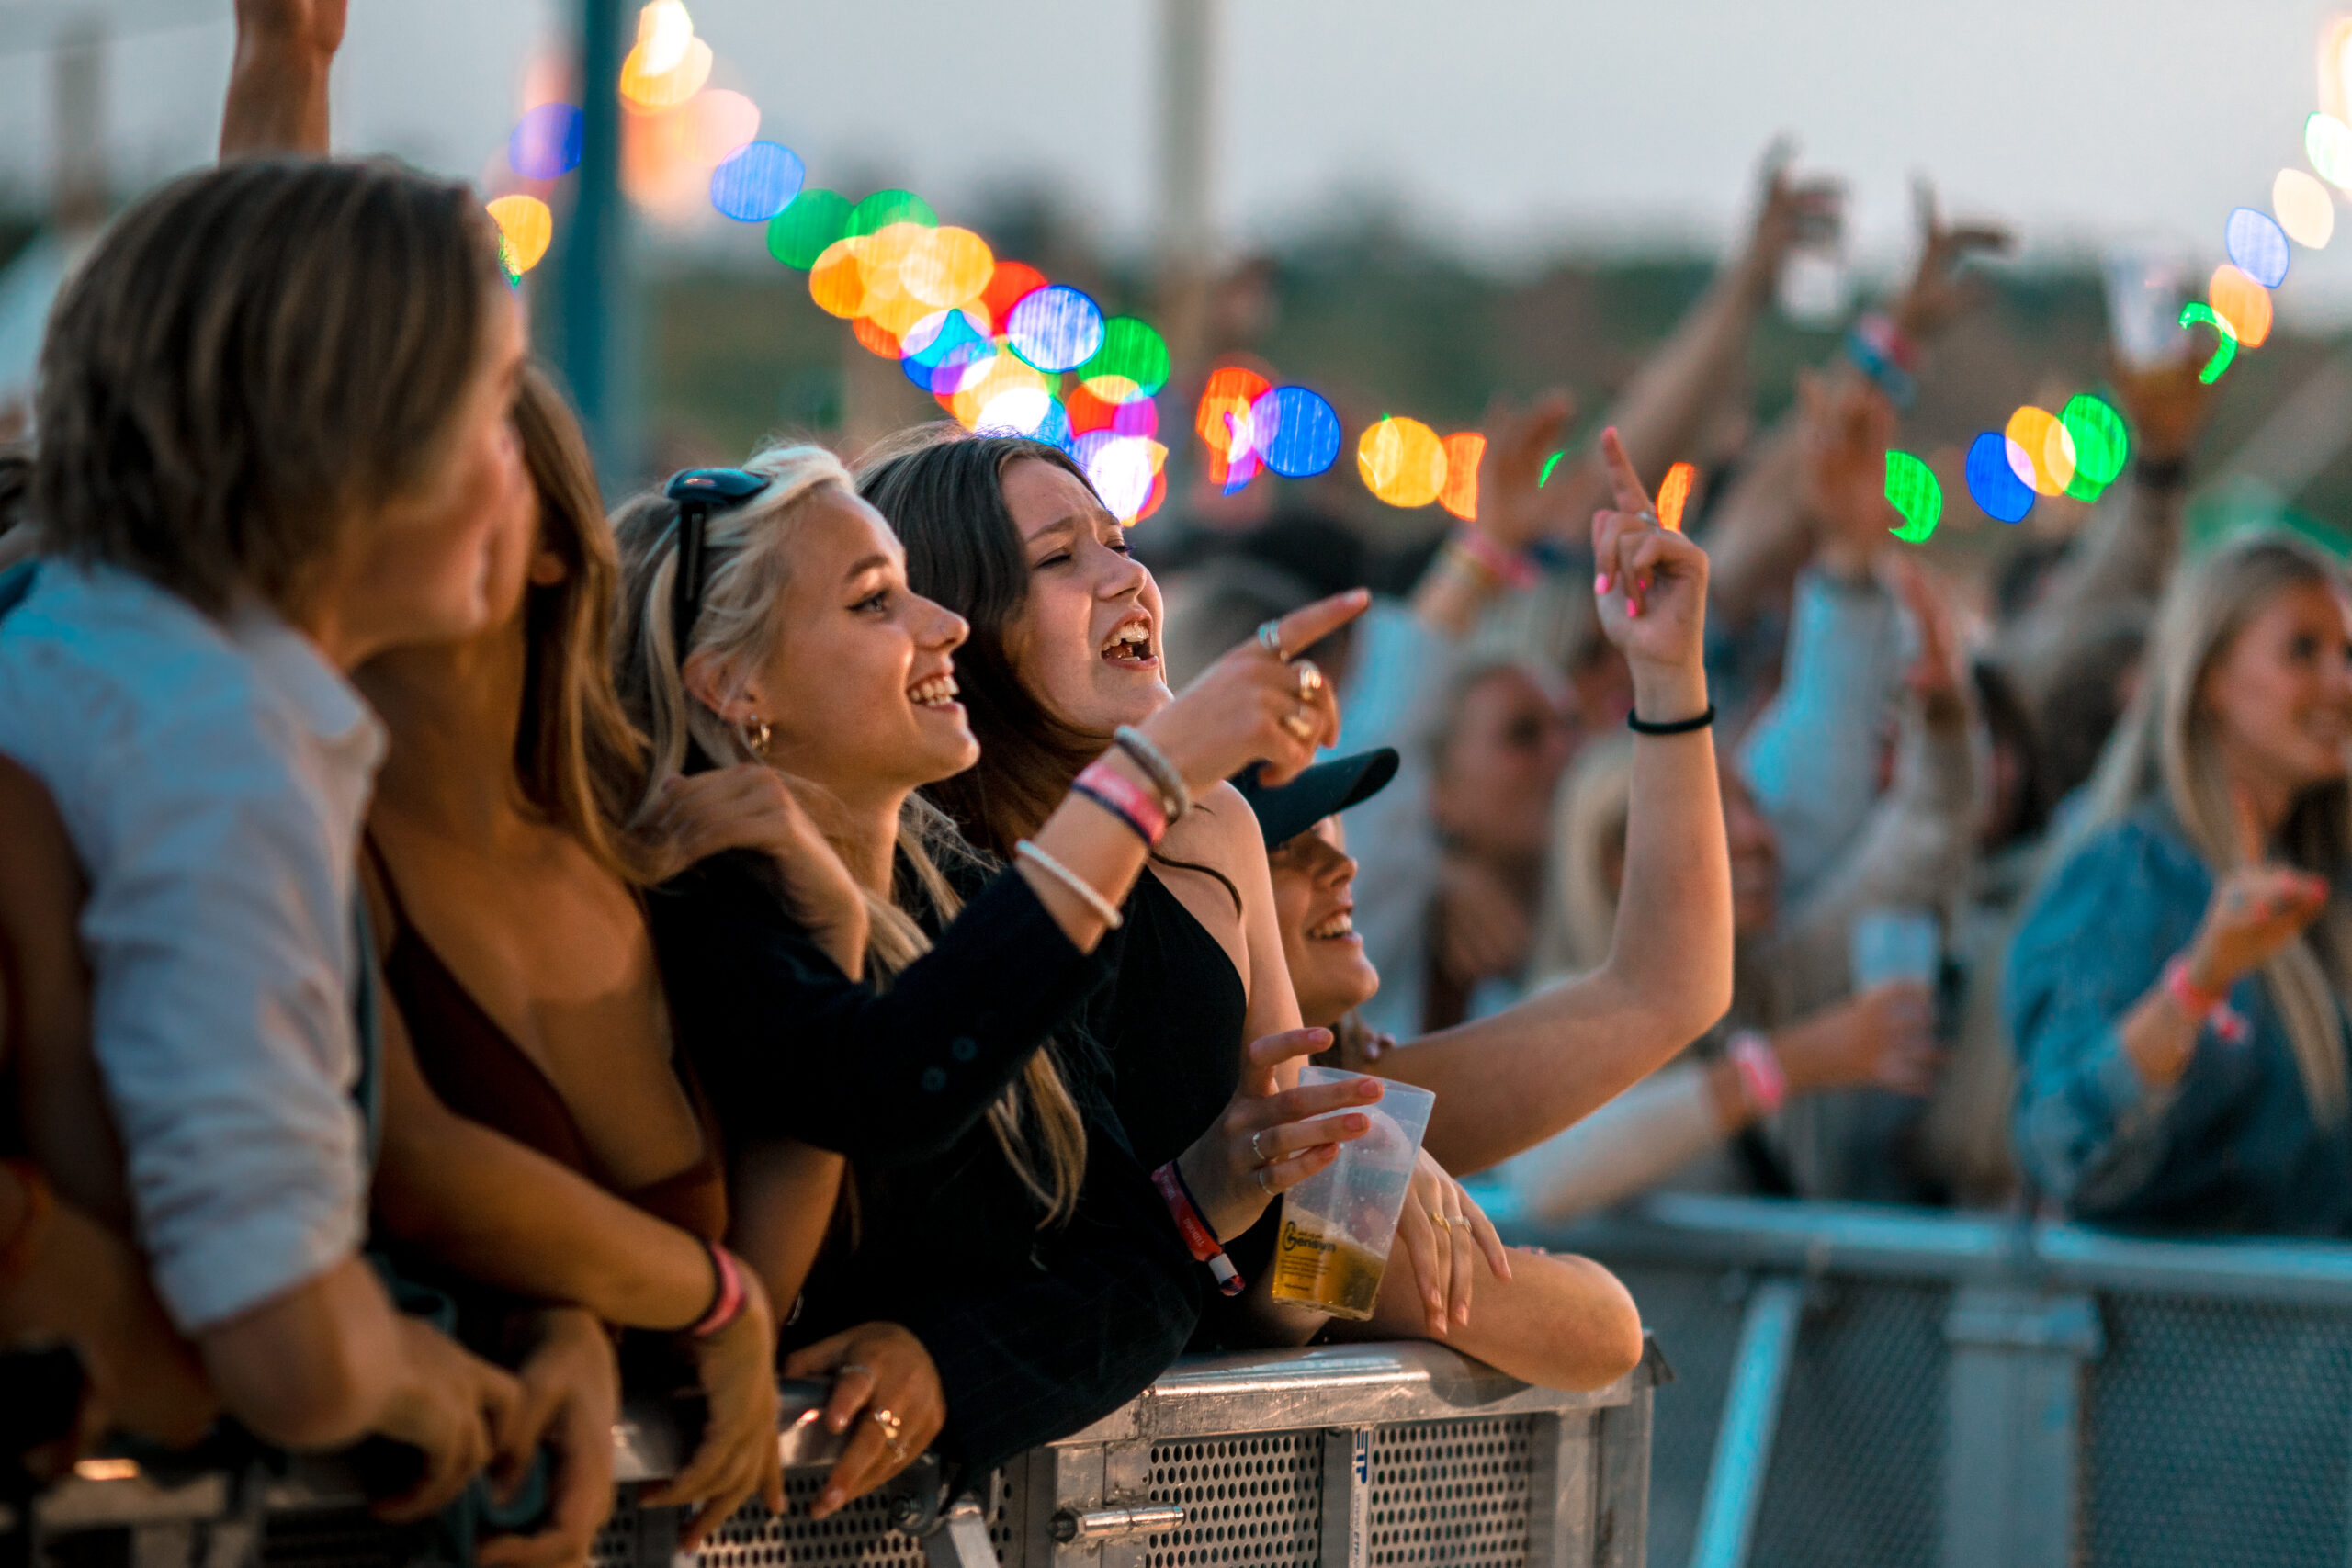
{"left": 1627, "top": 703, "right": 1715, "bottom": 736}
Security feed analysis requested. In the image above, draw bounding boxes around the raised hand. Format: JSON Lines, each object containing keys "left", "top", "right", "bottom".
{"left": 1798, "top": 369, "right": 1899, "bottom": 570}
{"left": 1738, "top": 141, "right": 1845, "bottom": 294}
{"left": 1890, "top": 179, "right": 2012, "bottom": 344}
{"left": 1590, "top": 427, "right": 1710, "bottom": 695}
{"left": 1139, "top": 589, "right": 1370, "bottom": 792}
{"left": 1476, "top": 390, "right": 1577, "bottom": 552}
{"left": 1886, "top": 554, "right": 1968, "bottom": 723}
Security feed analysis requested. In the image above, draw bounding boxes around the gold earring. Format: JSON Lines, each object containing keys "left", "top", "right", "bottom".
{"left": 750, "top": 717, "right": 772, "bottom": 755}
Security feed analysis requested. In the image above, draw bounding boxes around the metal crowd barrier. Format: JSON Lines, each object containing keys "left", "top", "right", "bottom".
{"left": 14, "top": 1341, "right": 1661, "bottom": 1568}
{"left": 1526, "top": 1192, "right": 2352, "bottom": 1568}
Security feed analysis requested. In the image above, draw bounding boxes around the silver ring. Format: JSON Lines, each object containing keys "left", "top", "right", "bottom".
{"left": 1256, "top": 1166, "right": 1275, "bottom": 1195}
{"left": 1637, "top": 510, "right": 1659, "bottom": 525}
{"left": 1257, "top": 620, "right": 1287, "bottom": 660}
{"left": 836, "top": 1363, "right": 875, "bottom": 1382}
{"left": 1250, "top": 1130, "right": 1271, "bottom": 1163}
{"left": 1441, "top": 1216, "right": 1471, "bottom": 1231}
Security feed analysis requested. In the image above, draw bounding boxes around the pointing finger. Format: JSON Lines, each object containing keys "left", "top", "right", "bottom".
{"left": 1597, "top": 426, "right": 1653, "bottom": 516}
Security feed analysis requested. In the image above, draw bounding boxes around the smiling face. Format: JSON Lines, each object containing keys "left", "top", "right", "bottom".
{"left": 724, "top": 488, "right": 977, "bottom": 809}
{"left": 1270, "top": 818, "right": 1380, "bottom": 1029}
{"left": 2199, "top": 579, "right": 2352, "bottom": 806}
{"left": 998, "top": 457, "right": 1170, "bottom": 737}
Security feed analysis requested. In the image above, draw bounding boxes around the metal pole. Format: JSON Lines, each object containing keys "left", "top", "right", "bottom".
{"left": 1154, "top": 0, "right": 1216, "bottom": 378}
{"left": 1689, "top": 1278, "right": 1804, "bottom": 1568}
{"left": 558, "top": 0, "right": 637, "bottom": 491}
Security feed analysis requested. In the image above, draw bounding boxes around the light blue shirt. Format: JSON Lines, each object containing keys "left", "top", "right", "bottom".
{"left": 0, "top": 562, "right": 383, "bottom": 1331}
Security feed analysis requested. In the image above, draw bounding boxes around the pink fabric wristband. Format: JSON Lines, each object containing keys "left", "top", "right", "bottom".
{"left": 688, "top": 1243, "right": 748, "bottom": 1337}
{"left": 1151, "top": 1161, "right": 1245, "bottom": 1296}
{"left": 1727, "top": 1030, "right": 1787, "bottom": 1117}
{"left": 1073, "top": 760, "right": 1169, "bottom": 847}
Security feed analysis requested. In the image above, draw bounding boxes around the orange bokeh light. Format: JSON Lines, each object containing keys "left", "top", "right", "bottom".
{"left": 2209, "top": 264, "right": 2275, "bottom": 348}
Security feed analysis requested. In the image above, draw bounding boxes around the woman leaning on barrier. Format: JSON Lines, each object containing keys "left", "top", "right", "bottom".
{"left": 2007, "top": 531, "right": 2352, "bottom": 1233}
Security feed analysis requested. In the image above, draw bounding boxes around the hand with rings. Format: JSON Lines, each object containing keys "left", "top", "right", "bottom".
{"left": 781, "top": 1322, "right": 944, "bottom": 1519}
{"left": 1392, "top": 1149, "right": 1513, "bottom": 1340}
{"left": 1173, "top": 1026, "right": 1380, "bottom": 1241}
{"left": 1129, "top": 592, "right": 1366, "bottom": 798}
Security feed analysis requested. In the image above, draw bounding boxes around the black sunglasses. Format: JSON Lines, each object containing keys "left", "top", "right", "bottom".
{"left": 666, "top": 468, "right": 773, "bottom": 667}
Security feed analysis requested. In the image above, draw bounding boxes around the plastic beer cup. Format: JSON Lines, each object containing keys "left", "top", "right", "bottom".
{"left": 1269, "top": 1068, "right": 1437, "bottom": 1320}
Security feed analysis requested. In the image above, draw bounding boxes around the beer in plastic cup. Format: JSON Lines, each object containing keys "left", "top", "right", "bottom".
{"left": 1269, "top": 1068, "right": 1436, "bottom": 1320}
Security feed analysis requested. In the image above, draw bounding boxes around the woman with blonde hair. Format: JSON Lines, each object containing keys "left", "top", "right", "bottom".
{"left": 2007, "top": 531, "right": 2352, "bottom": 1232}
{"left": 615, "top": 440, "right": 1383, "bottom": 1500}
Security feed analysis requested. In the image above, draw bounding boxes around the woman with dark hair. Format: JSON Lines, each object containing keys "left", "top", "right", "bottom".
{"left": 864, "top": 426, "right": 1724, "bottom": 1382}
{"left": 613, "top": 440, "right": 1379, "bottom": 1500}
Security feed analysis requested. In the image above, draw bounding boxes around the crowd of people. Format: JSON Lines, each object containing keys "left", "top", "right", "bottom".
{"left": 6, "top": 4, "right": 2352, "bottom": 1565}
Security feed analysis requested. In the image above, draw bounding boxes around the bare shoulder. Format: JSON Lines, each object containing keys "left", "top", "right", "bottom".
{"left": 1167, "top": 779, "right": 1264, "bottom": 865}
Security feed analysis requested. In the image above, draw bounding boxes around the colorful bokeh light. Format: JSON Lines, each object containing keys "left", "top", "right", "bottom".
{"left": 2275, "top": 168, "right": 2336, "bottom": 249}
{"left": 1438, "top": 433, "right": 1486, "bottom": 522}
{"left": 2226, "top": 207, "right": 2292, "bottom": 288}
{"left": 1656, "top": 462, "right": 1695, "bottom": 533}
{"left": 2177, "top": 303, "right": 2239, "bottom": 383}
{"left": 2004, "top": 406, "right": 2077, "bottom": 497}
{"left": 1078, "top": 319, "right": 1172, "bottom": 401}
{"left": 710, "top": 141, "right": 805, "bottom": 222}
{"left": 847, "top": 188, "right": 936, "bottom": 237}
{"left": 619, "top": 34, "right": 711, "bottom": 109}
{"left": 768, "top": 188, "right": 852, "bottom": 269}
{"left": 486, "top": 194, "right": 553, "bottom": 274}
{"left": 2209, "top": 264, "right": 2274, "bottom": 348}
{"left": 1250, "top": 387, "right": 1342, "bottom": 479}
{"left": 1007, "top": 287, "right": 1106, "bottom": 374}
{"left": 2059, "top": 394, "right": 2129, "bottom": 502}
{"left": 2309, "top": 112, "right": 2352, "bottom": 189}
{"left": 509, "top": 103, "right": 584, "bottom": 180}
{"left": 1358, "top": 417, "right": 1448, "bottom": 509}
{"left": 1080, "top": 434, "right": 1170, "bottom": 523}
{"left": 1965, "top": 432, "right": 2034, "bottom": 524}
{"left": 1883, "top": 451, "right": 1941, "bottom": 544}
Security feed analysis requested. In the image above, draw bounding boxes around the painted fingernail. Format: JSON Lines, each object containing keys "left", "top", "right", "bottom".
{"left": 1456, "top": 1303, "right": 1472, "bottom": 1325}
{"left": 1627, "top": 598, "right": 1643, "bottom": 619}
{"left": 1594, "top": 573, "right": 1612, "bottom": 595}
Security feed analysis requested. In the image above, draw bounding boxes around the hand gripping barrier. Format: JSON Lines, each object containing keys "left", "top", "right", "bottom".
{"left": 10, "top": 1340, "right": 1662, "bottom": 1568}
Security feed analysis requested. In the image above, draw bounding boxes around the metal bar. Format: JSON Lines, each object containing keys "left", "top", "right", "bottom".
{"left": 925, "top": 1493, "right": 1004, "bottom": 1568}
{"left": 1589, "top": 1337, "right": 1668, "bottom": 1568}
{"left": 1940, "top": 1288, "right": 2101, "bottom": 1568}
{"left": 1687, "top": 1278, "right": 1804, "bottom": 1568}
{"left": 558, "top": 0, "right": 637, "bottom": 490}
{"left": 1319, "top": 1427, "right": 1369, "bottom": 1568}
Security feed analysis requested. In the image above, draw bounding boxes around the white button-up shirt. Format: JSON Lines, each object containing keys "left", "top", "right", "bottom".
{"left": 0, "top": 561, "right": 382, "bottom": 1333}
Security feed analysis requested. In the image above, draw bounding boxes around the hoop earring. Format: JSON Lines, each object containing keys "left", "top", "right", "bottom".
{"left": 749, "top": 718, "right": 772, "bottom": 756}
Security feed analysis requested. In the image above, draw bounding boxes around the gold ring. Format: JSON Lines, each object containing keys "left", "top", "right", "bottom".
{"left": 871, "top": 1406, "right": 902, "bottom": 1437}
{"left": 1295, "top": 660, "right": 1323, "bottom": 700}
{"left": 1257, "top": 620, "right": 1287, "bottom": 660}
{"left": 1282, "top": 711, "right": 1316, "bottom": 742}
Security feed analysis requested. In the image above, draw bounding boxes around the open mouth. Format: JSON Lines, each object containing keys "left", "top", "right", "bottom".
{"left": 1306, "top": 910, "right": 1356, "bottom": 941}
{"left": 909, "top": 672, "right": 961, "bottom": 709}
{"left": 1100, "top": 620, "right": 1156, "bottom": 666}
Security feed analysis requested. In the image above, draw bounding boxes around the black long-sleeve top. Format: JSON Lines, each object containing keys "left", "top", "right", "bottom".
{"left": 646, "top": 850, "right": 1110, "bottom": 1166}
{"left": 645, "top": 850, "right": 1203, "bottom": 1472}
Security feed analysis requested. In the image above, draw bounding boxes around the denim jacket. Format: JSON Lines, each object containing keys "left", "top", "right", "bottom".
{"left": 2005, "top": 797, "right": 2352, "bottom": 1235}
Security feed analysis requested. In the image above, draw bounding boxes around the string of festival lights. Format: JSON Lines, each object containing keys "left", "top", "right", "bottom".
{"left": 480, "top": 4, "right": 2352, "bottom": 544}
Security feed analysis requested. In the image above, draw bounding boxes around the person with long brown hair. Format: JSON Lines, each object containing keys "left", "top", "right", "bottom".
{"left": 2008, "top": 531, "right": 2352, "bottom": 1232}
{"left": 615, "top": 440, "right": 1381, "bottom": 1499}
{"left": 356, "top": 369, "right": 790, "bottom": 1551}
{"left": 864, "top": 426, "right": 1723, "bottom": 1383}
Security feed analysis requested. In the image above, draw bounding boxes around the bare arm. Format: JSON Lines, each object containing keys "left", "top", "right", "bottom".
{"left": 1380, "top": 434, "right": 1732, "bottom": 1171}
{"left": 219, "top": 0, "right": 344, "bottom": 159}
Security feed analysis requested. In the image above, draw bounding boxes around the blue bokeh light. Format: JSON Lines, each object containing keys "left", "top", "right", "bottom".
{"left": 1964, "top": 432, "right": 2034, "bottom": 524}
{"left": 1251, "top": 387, "right": 1343, "bottom": 478}
{"left": 710, "top": 142, "right": 807, "bottom": 223}
{"left": 508, "top": 103, "right": 584, "bottom": 181}
{"left": 1007, "top": 287, "right": 1107, "bottom": 373}
{"left": 2226, "top": 208, "right": 2291, "bottom": 288}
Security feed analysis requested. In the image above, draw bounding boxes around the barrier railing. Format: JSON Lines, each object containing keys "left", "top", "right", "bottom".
{"left": 1525, "top": 1192, "right": 2352, "bottom": 1568}
{"left": 14, "top": 1340, "right": 1661, "bottom": 1568}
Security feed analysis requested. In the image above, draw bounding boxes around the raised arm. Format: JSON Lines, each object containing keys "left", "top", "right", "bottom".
{"left": 1378, "top": 431, "right": 1732, "bottom": 1171}
{"left": 220, "top": 0, "right": 344, "bottom": 159}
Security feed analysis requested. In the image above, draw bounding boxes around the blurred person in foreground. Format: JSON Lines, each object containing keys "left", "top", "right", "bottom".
{"left": 2007, "top": 533, "right": 2352, "bottom": 1234}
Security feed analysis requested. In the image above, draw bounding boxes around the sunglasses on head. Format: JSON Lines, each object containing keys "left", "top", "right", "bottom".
{"left": 666, "top": 467, "right": 772, "bottom": 667}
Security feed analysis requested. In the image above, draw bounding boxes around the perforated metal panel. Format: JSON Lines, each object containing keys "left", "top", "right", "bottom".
{"left": 1363, "top": 1416, "right": 1535, "bottom": 1568}
{"left": 2081, "top": 1294, "right": 2352, "bottom": 1567}
{"left": 259, "top": 1506, "right": 407, "bottom": 1568}
{"left": 1143, "top": 1432, "right": 1326, "bottom": 1568}
{"left": 1748, "top": 1280, "right": 1945, "bottom": 1568}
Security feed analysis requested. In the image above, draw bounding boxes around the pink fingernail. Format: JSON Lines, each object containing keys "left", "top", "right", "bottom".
{"left": 1627, "top": 598, "right": 1643, "bottom": 619}
{"left": 1595, "top": 573, "right": 1612, "bottom": 595}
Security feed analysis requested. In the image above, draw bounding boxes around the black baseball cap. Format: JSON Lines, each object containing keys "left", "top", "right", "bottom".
{"left": 1232, "top": 747, "right": 1399, "bottom": 850}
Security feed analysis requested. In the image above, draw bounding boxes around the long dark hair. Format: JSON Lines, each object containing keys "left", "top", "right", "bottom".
{"left": 858, "top": 432, "right": 1103, "bottom": 855}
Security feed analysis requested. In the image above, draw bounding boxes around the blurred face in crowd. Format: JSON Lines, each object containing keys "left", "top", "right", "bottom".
{"left": 1430, "top": 666, "right": 1575, "bottom": 867}
{"left": 1720, "top": 761, "right": 1780, "bottom": 939}
{"left": 1270, "top": 818, "right": 1379, "bottom": 1028}
{"left": 319, "top": 293, "right": 528, "bottom": 662}
{"left": 731, "top": 489, "right": 978, "bottom": 805}
{"left": 1000, "top": 458, "right": 1170, "bottom": 736}
{"left": 2199, "top": 581, "right": 2352, "bottom": 807}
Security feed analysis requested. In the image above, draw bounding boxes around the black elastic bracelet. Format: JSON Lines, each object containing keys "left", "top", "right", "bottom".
{"left": 1626, "top": 703, "right": 1715, "bottom": 736}
{"left": 1070, "top": 780, "right": 1156, "bottom": 845}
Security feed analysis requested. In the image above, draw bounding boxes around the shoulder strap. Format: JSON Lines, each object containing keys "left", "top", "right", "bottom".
{"left": 359, "top": 832, "right": 416, "bottom": 937}
{"left": 0, "top": 560, "right": 39, "bottom": 625}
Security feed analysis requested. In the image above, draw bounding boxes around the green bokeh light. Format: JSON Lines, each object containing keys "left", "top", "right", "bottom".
{"left": 845, "top": 188, "right": 938, "bottom": 238}
{"left": 1884, "top": 450, "right": 1942, "bottom": 544}
{"left": 1077, "top": 318, "right": 1171, "bottom": 400}
{"left": 766, "top": 188, "right": 853, "bottom": 270}
{"left": 2061, "top": 394, "right": 2129, "bottom": 502}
